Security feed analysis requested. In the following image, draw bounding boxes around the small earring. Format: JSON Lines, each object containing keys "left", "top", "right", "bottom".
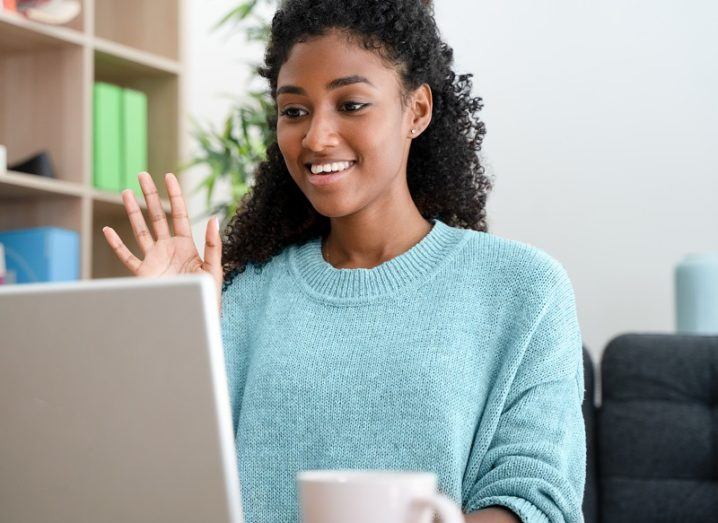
{"left": 411, "top": 129, "right": 416, "bottom": 135}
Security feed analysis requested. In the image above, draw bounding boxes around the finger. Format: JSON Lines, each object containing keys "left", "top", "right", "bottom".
{"left": 164, "top": 173, "right": 192, "bottom": 238}
{"left": 138, "top": 172, "right": 171, "bottom": 241}
{"left": 202, "top": 217, "right": 223, "bottom": 275}
{"left": 102, "top": 226, "right": 142, "bottom": 274}
{"left": 203, "top": 218, "right": 223, "bottom": 307}
{"left": 121, "top": 189, "right": 154, "bottom": 256}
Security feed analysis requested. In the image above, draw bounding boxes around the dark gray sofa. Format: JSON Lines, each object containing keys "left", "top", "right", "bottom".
{"left": 582, "top": 334, "right": 718, "bottom": 523}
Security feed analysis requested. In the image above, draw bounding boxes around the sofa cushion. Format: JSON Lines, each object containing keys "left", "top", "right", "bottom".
{"left": 597, "top": 333, "right": 718, "bottom": 522}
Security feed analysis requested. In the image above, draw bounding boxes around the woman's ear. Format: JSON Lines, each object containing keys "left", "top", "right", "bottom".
{"left": 407, "top": 83, "right": 433, "bottom": 139}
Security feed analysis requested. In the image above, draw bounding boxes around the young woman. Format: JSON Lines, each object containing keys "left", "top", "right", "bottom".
{"left": 102, "top": 1, "right": 586, "bottom": 521}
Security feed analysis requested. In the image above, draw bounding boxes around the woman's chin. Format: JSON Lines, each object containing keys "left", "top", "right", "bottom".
{"left": 308, "top": 197, "right": 359, "bottom": 219}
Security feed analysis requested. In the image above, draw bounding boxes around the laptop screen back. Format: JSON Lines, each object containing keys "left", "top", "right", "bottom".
{"left": 0, "top": 274, "right": 243, "bottom": 523}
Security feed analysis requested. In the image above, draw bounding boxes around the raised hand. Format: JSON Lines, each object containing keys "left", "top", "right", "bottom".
{"left": 101, "top": 172, "right": 223, "bottom": 311}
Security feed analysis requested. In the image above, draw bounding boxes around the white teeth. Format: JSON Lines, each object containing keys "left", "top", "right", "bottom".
{"left": 310, "top": 161, "right": 353, "bottom": 174}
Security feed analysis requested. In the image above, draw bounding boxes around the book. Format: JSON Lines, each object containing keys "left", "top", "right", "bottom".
{"left": 93, "top": 82, "right": 123, "bottom": 192}
{"left": 122, "top": 88, "right": 148, "bottom": 198}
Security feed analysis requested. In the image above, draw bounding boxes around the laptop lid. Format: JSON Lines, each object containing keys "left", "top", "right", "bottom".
{"left": 0, "top": 274, "right": 243, "bottom": 523}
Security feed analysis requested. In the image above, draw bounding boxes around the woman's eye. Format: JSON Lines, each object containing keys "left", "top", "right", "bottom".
{"left": 280, "top": 107, "right": 307, "bottom": 119}
{"left": 341, "top": 102, "right": 368, "bottom": 112}
{"left": 279, "top": 103, "right": 368, "bottom": 119}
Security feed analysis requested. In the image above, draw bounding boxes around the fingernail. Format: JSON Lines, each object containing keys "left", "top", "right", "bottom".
{"left": 214, "top": 217, "right": 220, "bottom": 231}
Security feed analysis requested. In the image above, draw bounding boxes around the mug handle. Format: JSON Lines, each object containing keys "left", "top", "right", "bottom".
{"left": 408, "top": 493, "right": 464, "bottom": 523}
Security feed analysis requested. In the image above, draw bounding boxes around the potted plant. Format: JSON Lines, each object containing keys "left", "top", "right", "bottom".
{"left": 182, "top": 0, "right": 278, "bottom": 226}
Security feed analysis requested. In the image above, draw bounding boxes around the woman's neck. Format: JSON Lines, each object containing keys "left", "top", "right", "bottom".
{"left": 321, "top": 208, "right": 433, "bottom": 270}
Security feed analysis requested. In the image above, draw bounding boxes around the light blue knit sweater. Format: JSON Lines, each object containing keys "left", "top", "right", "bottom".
{"left": 220, "top": 218, "right": 586, "bottom": 523}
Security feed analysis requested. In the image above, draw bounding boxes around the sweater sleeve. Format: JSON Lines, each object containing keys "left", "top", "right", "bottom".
{"left": 220, "top": 266, "right": 262, "bottom": 438}
{"left": 463, "top": 265, "right": 586, "bottom": 523}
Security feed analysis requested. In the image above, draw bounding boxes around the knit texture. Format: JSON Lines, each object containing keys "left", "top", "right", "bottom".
{"left": 220, "top": 218, "right": 586, "bottom": 523}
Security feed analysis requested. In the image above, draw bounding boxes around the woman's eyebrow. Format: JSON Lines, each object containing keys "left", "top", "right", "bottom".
{"left": 277, "top": 75, "right": 376, "bottom": 96}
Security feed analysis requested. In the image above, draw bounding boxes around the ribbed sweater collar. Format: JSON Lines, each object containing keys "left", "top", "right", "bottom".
{"left": 287, "top": 218, "right": 469, "bottom": 303}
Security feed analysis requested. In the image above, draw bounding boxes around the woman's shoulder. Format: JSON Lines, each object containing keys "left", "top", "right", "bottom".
{"left": 458, "top": 227, "right": 573, "bottom": 298}
{"left": 221, "top": 252, "right": 284, "bottom": 298}
{"left": 221, "top": 238, "right": 305, "bottom": 295}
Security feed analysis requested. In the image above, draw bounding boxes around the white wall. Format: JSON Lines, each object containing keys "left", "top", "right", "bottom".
{"left": 185, "top": 1, "right": 718, "bottom": 362}
{"left": 433, "top": 1, "right": 718, "bottom": 361}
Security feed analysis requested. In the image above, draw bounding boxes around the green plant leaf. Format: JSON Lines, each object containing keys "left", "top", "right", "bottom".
{"left": 186, "top": 0, "right": 278, "bottom": 222}
{"left": 212, "top": 0, "right": 259, "bottom": 32}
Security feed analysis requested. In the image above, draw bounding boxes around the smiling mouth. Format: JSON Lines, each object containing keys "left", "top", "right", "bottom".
{"left": 304, "top": 161, "right": 357, "bottom": 175}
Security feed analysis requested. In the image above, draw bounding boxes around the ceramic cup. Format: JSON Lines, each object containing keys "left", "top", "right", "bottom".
{"left": 297, "top": 470, "right": 464, "bottom": 523}
{"left": 0, "top": 144, "right": 6, "bottom": 175}
{"left": 675, "top": 252, "right": 718, "bottom": 334}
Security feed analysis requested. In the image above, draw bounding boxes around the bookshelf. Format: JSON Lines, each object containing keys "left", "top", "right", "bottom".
{"left": 0, "top": 0, "right": 184, "bottom": 280}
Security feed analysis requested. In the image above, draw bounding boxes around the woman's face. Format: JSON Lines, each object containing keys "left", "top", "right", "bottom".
{"left": 276, "top": 31, "right": 417, "bottom": 218}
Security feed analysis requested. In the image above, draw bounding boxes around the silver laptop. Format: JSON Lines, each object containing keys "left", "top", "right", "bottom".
{"left": 0, "top": 274, "right": 243, "bottom": 523}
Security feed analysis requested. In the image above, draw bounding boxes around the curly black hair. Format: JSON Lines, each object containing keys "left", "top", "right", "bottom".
{"left": 221, "top": 0, "right": 491, "bottom": 290}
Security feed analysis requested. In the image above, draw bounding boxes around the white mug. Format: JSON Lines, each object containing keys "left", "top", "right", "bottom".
{"left": 297, "top": 470, "right": 464, "bottom": 523}
{"left": 0, "top": 144, "right": 6, "bottom": 175}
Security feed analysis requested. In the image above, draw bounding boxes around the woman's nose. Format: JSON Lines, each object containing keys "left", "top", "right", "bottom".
{"left": 302, "top": 113, "right": 340, "bottom": 151}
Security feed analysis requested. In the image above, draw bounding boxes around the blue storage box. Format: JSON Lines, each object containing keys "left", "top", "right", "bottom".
{"left": 0, "top": 227, "right": 80, "bottom": 284}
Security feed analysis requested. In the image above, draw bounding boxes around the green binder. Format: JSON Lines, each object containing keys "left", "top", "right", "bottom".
{"left": 93, "top": 82, "right": 122, "bottom": 192}
{"left": 122, "top": 88, "right": 148, "bottom": 198}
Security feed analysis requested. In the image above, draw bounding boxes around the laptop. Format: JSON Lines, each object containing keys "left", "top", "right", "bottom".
{"left": 0, "top": 274, "right": 243, "bottom": 523}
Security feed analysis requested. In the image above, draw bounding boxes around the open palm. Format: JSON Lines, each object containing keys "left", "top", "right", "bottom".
{"left": 134, "top": 235, "right": 206, "bottom": 277}
{"left": 101, "top": 172, "right": 223, "bottom": 310}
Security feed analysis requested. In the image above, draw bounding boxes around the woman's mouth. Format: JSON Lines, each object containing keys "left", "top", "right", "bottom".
{"left": 305, "top": 161, "right": 356, "bottom": 187}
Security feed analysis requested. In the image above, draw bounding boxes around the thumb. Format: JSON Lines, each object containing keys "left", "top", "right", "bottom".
{"left": 203, "top": 216, "right": 223, "bottom": 279}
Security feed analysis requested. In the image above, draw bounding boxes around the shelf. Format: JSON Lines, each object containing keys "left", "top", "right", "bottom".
{"left": 0, "top": 10, "right": 86, "bottom": 51}
{"left": 94, "top": 0, "right": 179, "bottom": 61}
{"left": 0, "top": 197, "right": 82, "bottom": 232}
{"left": 0, "top": 170, "right": 83, "bottom": 249}
{"left": 0, "top": 44, "right": 86, "bottom": 184}
{"left": 91, "top": 188, "right": 170, "bottom": 214}
{"left": 93, "top": 37, "right": 181, "bottom": 78}
{"left": 0, "top": 170, "right": 85, "bottom": 199}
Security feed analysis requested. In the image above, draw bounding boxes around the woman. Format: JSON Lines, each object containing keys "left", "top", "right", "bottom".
{"left": 102, "top": 1, "right": 586, "bottom": 521}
